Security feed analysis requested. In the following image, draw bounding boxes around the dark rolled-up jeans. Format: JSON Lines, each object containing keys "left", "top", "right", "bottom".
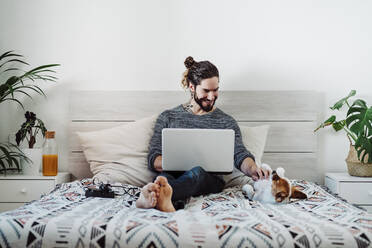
{"left": 158, "top": 166, "right": 225, "bottom": 205}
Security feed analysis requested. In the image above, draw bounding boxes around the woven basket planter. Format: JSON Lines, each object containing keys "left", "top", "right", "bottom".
{"left": 345, "top": 145, "right": 372, "bottom": 177}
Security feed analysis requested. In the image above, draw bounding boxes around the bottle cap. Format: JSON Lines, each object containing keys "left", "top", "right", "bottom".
{"left": 45, "top": 131, "right": 55, "bottom": 138}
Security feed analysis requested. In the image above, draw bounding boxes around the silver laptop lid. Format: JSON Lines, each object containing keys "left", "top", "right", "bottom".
{"left": 162, "top": 128, "right": 234, "bottom": 173}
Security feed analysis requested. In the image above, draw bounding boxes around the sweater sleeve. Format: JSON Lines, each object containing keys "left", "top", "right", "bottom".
{"left": 147, "top": 111, "right": 169, "bottom": 171}
{"left": 228, "top": 117, "right": 255, "bottom": 170}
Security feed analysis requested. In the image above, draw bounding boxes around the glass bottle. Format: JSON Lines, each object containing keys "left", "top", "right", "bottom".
{"left": 42, "top": 131, "right": 58, "bottom": 176}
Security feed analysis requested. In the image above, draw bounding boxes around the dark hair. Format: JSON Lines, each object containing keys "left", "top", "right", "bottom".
{"left": 181, "top": 56, "right": 219, "bottom": 89}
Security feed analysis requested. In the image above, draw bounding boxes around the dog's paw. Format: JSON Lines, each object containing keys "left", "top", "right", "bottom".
{"left": 242, "top": 184, "right": 255, "bottom": 200}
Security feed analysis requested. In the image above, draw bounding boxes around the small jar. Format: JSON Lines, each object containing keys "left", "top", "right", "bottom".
{"left": 42, "top": 131, "right": 58, "bottom": 176}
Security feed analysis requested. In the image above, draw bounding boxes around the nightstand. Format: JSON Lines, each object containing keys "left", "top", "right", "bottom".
{"left": 325, "top": 172, "right": 372, "bottom": 213}
{"left": 0, "top": 172, "right": 71, "bottom": 212}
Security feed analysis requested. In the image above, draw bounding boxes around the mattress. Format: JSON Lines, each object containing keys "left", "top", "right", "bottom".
{"left": 0, "top": 179, "right": 371, "bottom": 248}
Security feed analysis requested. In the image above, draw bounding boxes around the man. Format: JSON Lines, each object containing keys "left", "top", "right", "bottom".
{"left": 136, "top": 56, "right": 269, "bottom": 212}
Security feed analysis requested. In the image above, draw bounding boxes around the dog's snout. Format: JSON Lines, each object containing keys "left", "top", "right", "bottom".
{"left": 272, "top": 170, "right": 277, "bottom": 175}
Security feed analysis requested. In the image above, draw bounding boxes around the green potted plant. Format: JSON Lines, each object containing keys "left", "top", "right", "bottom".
{"left": 0, "top": 50, "right": 59, "bottom": 175}
{"left": 15, "top": 111, "right": 47, "bottom": 175}
{"left": 314, "top": 90, "right": 372, "bottom": 176}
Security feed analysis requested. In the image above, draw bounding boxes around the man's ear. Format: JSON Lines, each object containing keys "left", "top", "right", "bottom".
{"left": 290, "top": 186, "right": 307, "bottom": 199}
{"left": 189, "top": 83, "right": 195, "bottom": 92}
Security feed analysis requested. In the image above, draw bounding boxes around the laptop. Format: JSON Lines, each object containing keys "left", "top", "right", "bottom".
{"left": 162, "top": 128, "right": 235, "bottom": 173}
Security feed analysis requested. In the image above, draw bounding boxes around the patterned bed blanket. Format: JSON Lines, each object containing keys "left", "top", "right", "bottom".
{"left": 0, "top": 179, "right": 371, "bottom": 248}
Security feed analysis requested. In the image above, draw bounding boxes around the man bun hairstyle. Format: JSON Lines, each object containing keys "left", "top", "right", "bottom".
{"left": 181, "top": 56, "right": 219, "bottom": 89}
{"left": 184, "top": 56, "right": 196, "bottom": 69}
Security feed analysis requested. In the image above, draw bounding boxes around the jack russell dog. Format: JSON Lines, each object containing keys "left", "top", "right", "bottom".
{"left": 242, "top": 163, "right": 307, "bottom": 204}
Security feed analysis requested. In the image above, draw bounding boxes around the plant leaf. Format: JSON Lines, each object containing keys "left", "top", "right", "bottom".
{"left": 355, "top": 136, "right": 372, "bottom": 163}
{"left": 0, "top": 142, "right": 31, "bottom": 174}
{"left": 0, "top": 144, "right": 12, "bottom": 158}
{"left": 13, "top": 89, "right": 33, "bottom": 99}
{"left": 0, "top": 68, "right": 21, "bottom": 75}
{"left": 346, "top": 100, "right": 372, "bottom": 163}
{"left": 346, "top": 99, "right": 372, "bottom": 136}
{"left": 23, "top": 64, "right": 60, "bottom": 75}
{"left": 0, "top": 51, "right": 59, "bottom": 108}
{"left": 314, "top": 115, "right": 336, "bottom": 132}
{"left": 4, "top": 75, "right": 20, "bottom": 86}
{"left": 332, "top": 120, "right": 346, "bottom": 132}
{"left": 0, "top": 158, "right": 6, "bottom": 174}
{"left": 0, "top": 51, "right": 23, "bottom": 61}
{"left": 1, "top": 98, "right": 25, "bottom": 109}
{"left": 330, "top": 90, "right": 356, "bottom": 110}
{"left": 9, "top": 156, "right": 21, "bottom": 171}
{"left": 0, "top": 51, "right": 14, "bottom": 60}
{"left": 0, "top": 58, "right": 29, "bottom": 69}
{"left": 12, "top": 85, "right": 45, "bottom": 98}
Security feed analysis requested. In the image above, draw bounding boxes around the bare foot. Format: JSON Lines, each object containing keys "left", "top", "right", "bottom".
{"left": 154, "top": 176, "right": 176, "bottom": 212}
{"left": 135, "top": 183, "right": 160, "bottom": 209}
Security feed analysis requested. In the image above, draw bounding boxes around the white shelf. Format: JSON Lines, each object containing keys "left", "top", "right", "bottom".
{"left": 325, "top": 172, "right": 372, "bottom": 214}
{"left": 0, "top": 172, "right": 71, "bottom": 212}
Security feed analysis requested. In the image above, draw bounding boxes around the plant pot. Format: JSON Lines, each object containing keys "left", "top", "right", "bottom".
{"left": 345, "top": 145, "right": 372, "bottom": 177}
{"left": 21, "top": 148, "right": 42, "bottom": 175}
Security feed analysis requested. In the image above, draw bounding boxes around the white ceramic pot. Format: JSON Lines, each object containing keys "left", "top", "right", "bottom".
{"left": 20, "top": 148, "right": 42, "bottom": 175}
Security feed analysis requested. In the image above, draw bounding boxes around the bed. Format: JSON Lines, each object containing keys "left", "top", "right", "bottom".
{"left": 0, "top": 90, "right": 371, "bottom": 248}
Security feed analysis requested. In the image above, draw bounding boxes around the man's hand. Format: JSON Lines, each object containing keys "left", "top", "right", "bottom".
{"left": 154, "top": 156, "right": 163, "bottom": 172}
{"left": 240, "top": 157, "right": 270, "bottom": 181}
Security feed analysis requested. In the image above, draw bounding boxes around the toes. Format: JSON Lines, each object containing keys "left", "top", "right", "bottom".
{"left": 148, "top": 183, "right": 160, "bottom": 192}
{"left": 155, "top": 176, "right": 168, "bottom": 186}
{"left": 150, "top": 191, "right": 157, "bottom": 207}
{"left": 142, "top": 182, "right": 153, "bottom": 192}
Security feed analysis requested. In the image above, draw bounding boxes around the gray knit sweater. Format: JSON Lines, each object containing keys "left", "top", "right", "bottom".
{"left": 147, "top": 105, "right": 255, "bottom": 171}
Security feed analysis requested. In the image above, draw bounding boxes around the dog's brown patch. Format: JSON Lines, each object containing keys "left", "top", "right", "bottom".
{"left": 272, "top": 177, "right": 290, "bottom": 203}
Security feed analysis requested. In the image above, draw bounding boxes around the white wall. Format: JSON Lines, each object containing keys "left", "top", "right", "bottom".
{"left": 1, "top": 0, "right": 372, "bottom": 177}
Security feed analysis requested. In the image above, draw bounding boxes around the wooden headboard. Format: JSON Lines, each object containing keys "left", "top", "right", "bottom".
{"left": 69, "top": 91, "right": 323, "bottom": 183}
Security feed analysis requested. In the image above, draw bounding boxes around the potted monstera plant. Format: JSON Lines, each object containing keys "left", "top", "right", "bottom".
{"left": 315, "top": 90, "right": 372, "bottom": 176}
{"left": 0, "top": 50, "right": 59, "bottom": 175}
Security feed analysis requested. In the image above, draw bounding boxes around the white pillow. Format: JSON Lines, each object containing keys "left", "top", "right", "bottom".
{"left": 223, "top": 125, "right": 270, "bottom": 188}
{"left": 76, "top": 115, "right": 158, "bottom": 187}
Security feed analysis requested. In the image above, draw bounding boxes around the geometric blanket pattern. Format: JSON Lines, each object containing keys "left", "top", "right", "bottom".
{"left": 0, "top": 179, "right": 371, "bottom": 248}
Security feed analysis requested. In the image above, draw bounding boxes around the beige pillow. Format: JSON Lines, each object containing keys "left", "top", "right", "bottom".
{"left": 223, "top": 125, "right": 270, "bottom": 188}
{"left": 76, "top": 115, "right": 158, "bottom": 187}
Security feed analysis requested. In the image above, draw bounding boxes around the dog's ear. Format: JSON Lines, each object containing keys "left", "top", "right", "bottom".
{"left": 290, "top": 186, "right": 307, "bottom": 199}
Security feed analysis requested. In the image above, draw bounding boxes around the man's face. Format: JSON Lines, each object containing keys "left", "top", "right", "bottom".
{"left": 191, "top": 77, "right": 219, "bottom": 112}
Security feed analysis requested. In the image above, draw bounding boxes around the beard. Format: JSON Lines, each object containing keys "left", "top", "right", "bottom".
{"left": 194, "top": 93, "right": 217, "bottom": 112}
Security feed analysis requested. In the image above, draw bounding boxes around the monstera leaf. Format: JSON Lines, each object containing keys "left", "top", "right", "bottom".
{"left": 346, "top": 100, "right": 372, "bottom": 136}
{"left": 330, "top": 90, "right": 356, "bottom": 110}
{"left": 354, "top": 136, "right": 372, "bottom": 163}
{"left": 346, "top": 99, "right": 372, "bottom": 163}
